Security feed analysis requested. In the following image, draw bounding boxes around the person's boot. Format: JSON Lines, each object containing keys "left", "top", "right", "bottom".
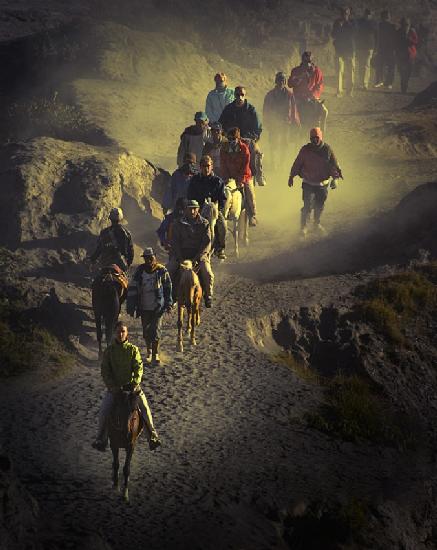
{"left": 145, "top": 341, "right": 152, "bottom": 364}
{"left": 151, "top": 340, "right": 161, "bottom": 365}
{"left": 92, "top": 424, "right": 108, "bottom": 452}
{"left": 149, "top": 429, "right": 162, "bottom": 451}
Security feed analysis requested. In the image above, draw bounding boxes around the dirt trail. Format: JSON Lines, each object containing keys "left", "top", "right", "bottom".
{"left": 1, "top": 81, "right": 437, "bottom": 549}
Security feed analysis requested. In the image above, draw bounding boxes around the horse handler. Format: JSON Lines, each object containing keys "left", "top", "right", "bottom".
{"left": 127, "top": 247, "right": 173, "bottom": 365}
{"left": 92, "top": 321, "right": 161, "bottom": 451}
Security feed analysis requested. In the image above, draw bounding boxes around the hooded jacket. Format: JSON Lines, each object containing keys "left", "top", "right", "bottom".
{"left": 220, "top": 140, "right": 252, "bottom": 186}
{"left": 127, "top": 263, "right": 173, "bottom": 315}
{"left": 177, "top": 125, "right": 211, "bottom": 168}
{"left": 187, "top": 173, "right": 226, "bottom": 210}
{"left": 101, "top": 339, "right": 143, "bottom": 389}
{"left": 219, "top": 100, "right": 262, "bottom": 140}
{"left": 290, "top": 131, "right": 341, "bottom": 185}
{"left": 205, "top": 87, "right": 235, "bottom": 123}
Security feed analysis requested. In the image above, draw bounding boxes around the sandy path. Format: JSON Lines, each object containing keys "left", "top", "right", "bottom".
{"left": 1, "top": 80, "right": 436, "bottom": 549}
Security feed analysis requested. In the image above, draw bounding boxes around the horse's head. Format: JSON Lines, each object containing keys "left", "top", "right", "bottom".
{"left": 180, "top": 260, "right": 193, "bottom": 271}
{"left": 200, "top": 199, "right": 219, "bottom": 225}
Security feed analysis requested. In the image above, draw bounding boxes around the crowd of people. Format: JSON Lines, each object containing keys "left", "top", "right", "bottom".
{"left": 89, "top": 5, "right": 422, "bottom": 452}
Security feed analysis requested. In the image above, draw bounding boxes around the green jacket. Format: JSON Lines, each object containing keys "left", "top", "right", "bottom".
{"left": 101, "top": 340, "right": 143, "bottom": 389}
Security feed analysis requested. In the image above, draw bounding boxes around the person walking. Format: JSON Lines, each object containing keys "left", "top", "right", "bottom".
{"left": 355, "top": 8, "right": 377, "bottom": 90}
{"left": 395, "top": 17, "right": 418, "bottom": 94}
{"left": 127, "top": 248, "right": 173, "bottom": 366}
{"left": 332, "top": 7, "right": 356, "bottom": 97}
{"left": 288, "top": 127, "right": 342, "bottom": 237}
{"left": 263, "top": 71, "right": 300, "bottom": 171}
{"left": 374, "top": 10, "right": 396, "bottom": 89}
{"left": 205, "top": 72, "right": 235, "bottom": 123}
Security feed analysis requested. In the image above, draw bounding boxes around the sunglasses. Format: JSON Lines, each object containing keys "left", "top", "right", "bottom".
{"left": 235, "top": 93, "right": 245, "bottom": 97}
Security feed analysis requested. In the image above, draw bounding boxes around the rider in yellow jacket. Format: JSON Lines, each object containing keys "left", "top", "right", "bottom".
{"left": 92, "top": 321, "right": 160, "bottom": 451}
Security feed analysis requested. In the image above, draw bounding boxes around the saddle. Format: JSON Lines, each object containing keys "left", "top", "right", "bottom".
{"left": 109, "top": 390, "right": 143, "bottom": 447}
{"left": 99, "top": 264, "right": 129, "bottom": 297}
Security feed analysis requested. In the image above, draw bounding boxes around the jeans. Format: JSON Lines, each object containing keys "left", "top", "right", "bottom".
{"left": 241, "top": 180, "right": 257, "bottom": 219}
{"left": 214, "top": 211, "right": 226, "bottom": 252}
{"left": 301, "top": 182, "right": 329, "bottom": 227}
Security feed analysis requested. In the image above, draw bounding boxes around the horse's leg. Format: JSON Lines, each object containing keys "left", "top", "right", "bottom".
{"left": 244, "top": 211, "right": 249, "bottom": 246}
{"left": 177, "top": 305, "right": 184, "bottom": 352}
{"left": 190, "top": 306, "right": 197, "bottom": 346}
{"left": 112, "top": 446, "right": 119, "bottom": 491}
{"left": 234, "top": 219, "right": 239, "bottom": 259}
{"left": 122, "top": 444, "right": 133, "bottom": 503}
{"left": 185, "top": 305, "right": 191, "bottom": 333}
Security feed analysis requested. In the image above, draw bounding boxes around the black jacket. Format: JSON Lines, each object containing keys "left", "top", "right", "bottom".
{"left": 187, "top": 174, "right": 226, "bottom": 211}
{"left": 91, "top": 224, "right": 134, "bottom": 270}
{"left": 219, "top": 100, "right": 262, "bottom": 140}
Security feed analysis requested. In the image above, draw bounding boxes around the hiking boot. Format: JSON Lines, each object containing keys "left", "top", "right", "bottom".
{"left": 249, "top": 216, "right": 258, "bottom": 227}
{"left": 314, "top": 223, "right": 327, "bottom": 235}
{"left": 374, "top": 82, "right": 383, "bottom": 88}
{"left": 205, "top": 296, "right": 212, "bottom": 308}
{"left": 300, "top": 227, "right": 308, "bottom": 238}
{"left": 216, "top": 250, "right": 227, "bottom": 260}
{"left": 336, "top": 91, "right": 343, "bottom": 98}
{"left": 151, "top": 341, "right": 161, "bottom": 365}
{"left": 386, "top": 84, "right": 393, "bottom": 90}
{"left": 92, "top": 439, "right": 107, "bottom": 452}
{"left": 145, "top": 346, "right": 152, "bottom": 364}
{"left": 347, "top": 90, "right": 354, "bottom": 98}
{"left": 149, "top": 432, "right": 162, "bottom": 451}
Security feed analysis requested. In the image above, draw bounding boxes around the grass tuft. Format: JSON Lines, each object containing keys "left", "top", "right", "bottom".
{"left": 273, "top": 351, "right": 320, "bottom": 384}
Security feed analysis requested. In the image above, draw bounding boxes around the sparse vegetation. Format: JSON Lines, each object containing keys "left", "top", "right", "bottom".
{"left": 306, "top": 374, "right": 417, "bottom": 450}
{"left": 355, "top": 267, "right": 437, "bottom": 344}
{"left": 0, "top": 296, "right": 74, "bottom": 378}
{"left": 273, "top": 351, "right": 320, "bottom": 384}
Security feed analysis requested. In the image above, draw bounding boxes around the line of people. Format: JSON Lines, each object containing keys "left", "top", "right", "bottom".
{"left": 332, "top": 7, "right": 419, "bottom": 96}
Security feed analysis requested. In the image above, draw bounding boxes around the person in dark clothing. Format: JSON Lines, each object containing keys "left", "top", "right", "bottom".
{"left": 288, "top": 127, "right": 342, "bottom": 237}
{"left": 90, "top": 207, "right": 134, "bottom": 272}
{"left": 187, "top": 155, "right": 227, "bottom": 260}
{"left": 219, "top": 86, "right": 262, "bottom": 141}
{"left": 332, "top": 7, "right": 356, "bottom": 97}
{"left": 355, "top": 8, "right": 377, "bottom": 89}
{"left": 263, "top": 71, "right": 300, "bottom": 170}
{"left": 157, "top": 197, "right": 187, "bottom": 252}
{"left": 374, "top": 10, "right": 396, "bottom": 89}
{"left": 162, "top": 152, "right": 197, "bottom": 213}
{"left": 395, "top": 17, "right": 418, "bottom": 94}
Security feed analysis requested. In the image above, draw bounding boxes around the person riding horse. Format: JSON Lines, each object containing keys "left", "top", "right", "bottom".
{"left": 89, "top": 207, "right": 134, "bottom": 273}
{"left": 127, "top": 247, "right": 173, "bottom": 366}
{"left": 92, "top": 321, "right": 161, "bottom": 451}
{"left": 167, "top": 199, "right": 214, "bottom": 308}
{"left": 187, "top": 155, "right": 227, "bottom": 260}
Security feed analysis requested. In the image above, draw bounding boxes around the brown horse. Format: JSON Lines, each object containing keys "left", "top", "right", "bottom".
{"left": 108, "top": 388, "right": 143, "bottom": 503}
{"left": 91, "top": 265, "right": 128, "bottom": 358}
{"left": 176, "top": 260, "right": 202, "bottom": 352}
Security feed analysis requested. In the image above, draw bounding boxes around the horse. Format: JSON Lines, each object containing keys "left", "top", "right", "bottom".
{"left": 108, "top": 388, "right": 143, "bottom": 503}
{"left": 91, "top": 265, "right": 128, "bottom": 358}
{"left": 176, "top": 260, "right": 202, "bottom": 352}
{"left": 200, "top": 198, "right": 219, "bottom": 238}
{"left": 223, "top": 178, "right": 243, "bottom": 258}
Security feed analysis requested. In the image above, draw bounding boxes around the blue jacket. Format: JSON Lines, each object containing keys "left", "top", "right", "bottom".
{"left": 187, "top": 173, "right": 226, "bottom": 210}
{"left": 205, "top": 87, "right": 235, "bottom": 123}
{"left": 127, "top": 264, "right": 173, "bottom": 316}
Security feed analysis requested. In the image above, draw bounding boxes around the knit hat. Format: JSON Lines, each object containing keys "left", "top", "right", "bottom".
{"left": 211, "top": 121, "right": 222, "bottom": 131}
{"left": 310, "top": 127, "right": 323, "bottom": 141}
{"left": 142, "top": 247, "right": 155, "bottom": 257}
{"left": 186, "top": 199, "right": 200, "bottom": 208}
{"left": 109, "top": 207, "right": 123, "bottom": 221}
{"left": 275, "top": 71, "right": 286, "bottom": 83}
{"left": 194, "top": 111, "right": 208, "bottom": 122}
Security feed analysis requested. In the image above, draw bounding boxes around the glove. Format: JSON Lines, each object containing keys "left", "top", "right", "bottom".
{"left": 330, "top": 179, "right": 338, "bottom": 190}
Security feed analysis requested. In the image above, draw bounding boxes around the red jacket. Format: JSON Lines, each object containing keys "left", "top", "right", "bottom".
{"left": 290, "top": 143, "right": 341, "bottom": 184}
{"left": 396, "top": 28, "right": 418, "bottom": 61}
{"left": 288, "top": 64, "right": 324, "bottom": 100}
{"left": 220, "top": 140, "right": 252, "bottom": 185}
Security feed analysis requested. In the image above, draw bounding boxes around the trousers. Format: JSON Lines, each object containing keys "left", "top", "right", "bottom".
{"left": 301, "top": 182, "right": 329, "bottom": 227}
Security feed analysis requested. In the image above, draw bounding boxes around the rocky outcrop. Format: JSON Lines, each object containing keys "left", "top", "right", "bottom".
{"left": 0, "top": 137, "right": 169, "bottom": 257}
